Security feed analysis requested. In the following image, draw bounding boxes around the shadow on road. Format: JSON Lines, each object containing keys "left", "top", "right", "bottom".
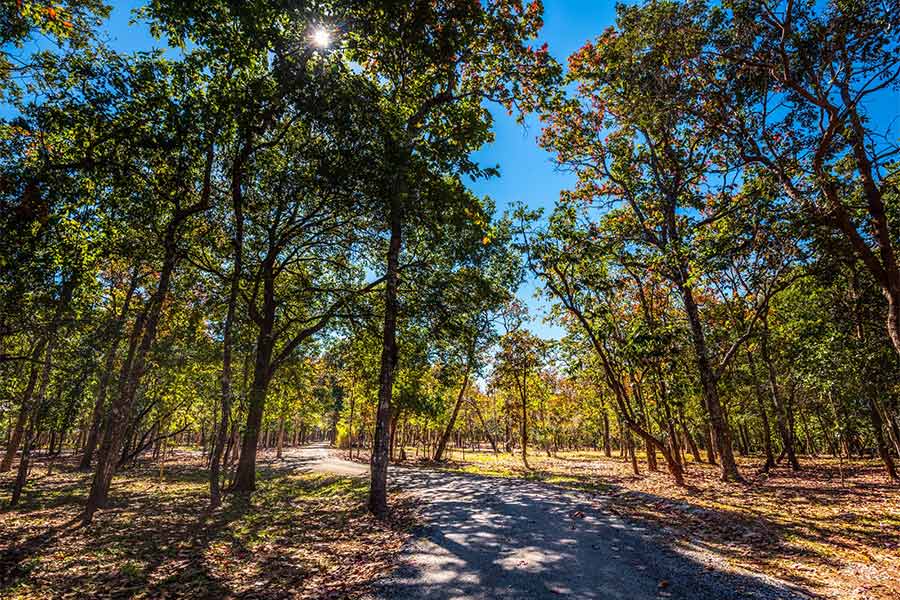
{"left": 375, "top": 469, "right": 813, "bottom": 600}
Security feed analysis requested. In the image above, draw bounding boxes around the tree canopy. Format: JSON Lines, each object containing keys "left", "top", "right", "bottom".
{"left": 1, "top": 0, "right": 898, "bottom": 571}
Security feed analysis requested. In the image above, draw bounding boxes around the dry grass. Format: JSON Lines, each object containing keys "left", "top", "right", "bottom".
{"left": 0, "top": 451, "right": 415, "bottom": 599}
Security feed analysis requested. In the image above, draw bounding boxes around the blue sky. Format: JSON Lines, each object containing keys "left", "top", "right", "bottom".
{"left": 468, "top": 2, "right": 620, "bottom": 339}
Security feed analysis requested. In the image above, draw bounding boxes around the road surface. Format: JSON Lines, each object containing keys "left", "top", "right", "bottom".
{"left": 277, "top": 444, "right": 808, "bottom": 600}
{"left": 263, "top": 442, "right": 370, "bottom": 477}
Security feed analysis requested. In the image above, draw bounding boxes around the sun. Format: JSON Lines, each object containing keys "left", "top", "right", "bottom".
{"left": 312, "top": 28, "right": 331, "bottom": 49}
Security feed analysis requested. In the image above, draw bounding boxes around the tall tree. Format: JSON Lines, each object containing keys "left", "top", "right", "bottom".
{"left": 494, "top": 323, "right": 548, "bottom": 470}
{"left": 81, "top": 51, "right": 223, "bottom": 524}
{"left": 538, "top": 2, "right": 801, "bottom": 481}
{"left": 347, "top": 0, "right": 559, "bottom": 519}
{"left": 710, "top": 0, "right": 900, "bottom": 356}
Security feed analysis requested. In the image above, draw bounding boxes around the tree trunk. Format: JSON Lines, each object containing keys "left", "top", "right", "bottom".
{"left": 389, "top": 408, "right": 400, "bottom": 461}
{"left": 274, "top": 415, "right": 283, "bottom": 459}
{"left": 10, "top": 336, "right": 56, "bottom": 506}
{"left": 6, "top": 273, "right": 73, "bottom": 486}
{"left": 867, "top": 395, "right": 898, "bottom": 480}
{"left": 748, "top": 350, "right": 776, "bottom": 472}
{"left": 469, "top": 399, "right": 498, "bottom": 453}
{"left": 1, "top": 342, "right": 46, "bottom": 472}
{"left": 520, "top": 373, "right": 530, "bottom": 470}
{"left": 678, "top": 279, "right": 741, "bottom": 481}
{"left": 682, "top": 420, "right": 702, "bottom": 464}
{"left": 621, "top": 414, "right": 684, "bottom": 486}
{"left": 433, "top": 358, "right": 471, "bottom": 462}
{"left": 232, "top": 332, "right": 274, "bottom": 492}
{"left": 704, "top": 420, "right": 717, "bottom": 464}
{"left": 759, "top": 322, "right": 800, "bottom": 471}
{"left": 667, "top": 419, "right": 683, "bottom": 469}
{"left": 738, "top": 423, "right": 751, "bottom": 456}
{"left": 634, "top": 385, "right": 658, "bottom": 471}
{"left": 348, "top": 393, "right": 355, "bottom": 452}
{"left": 504, "top": 395, "right": 512, "bottom": 453}
{"left": 627, "top": 430, "right": 639, "bottom": 475}
{"left": 368, "top": 188, "right": 402, "bottom": 519}
{"left": 843, "top": 103, "right": 900, "bottom": 359}
{"left": 210, "top": 126, "right": 251, "bottom": 506}
{"left": 882, "top": 405, "right": 900, "bottom": 459}
{"left": 232, "top": 232, "right": 283, "bottom": 493}
{"left": 602, "top": 410, "right": 612, "bottom": 457}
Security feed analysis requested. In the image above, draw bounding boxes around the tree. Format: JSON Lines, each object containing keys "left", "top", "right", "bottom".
{"left": 1, "top": 0, "right": 107, "bottom": 99}
{"left": 226, "top": 93, "right": 385, "bottom": 493}
{"left": 81, "top": 50, "right": 222, "bottom": 524}
{"left": 346, "top": 0, "right": 560, "bottom": 517}
{"left": 428, "top": 215, "right": 522, "bottom": 462}
{"left": 528, "top": 212, "right": 687, "bottom": 486}
{"left": 537, "top": 1, "right": 804, "bottom": 481}
{"left": 709, "top": 0, "right": 900, "bottom": 357}
{"left": 494, "top": 317, "right": 549, "bottom": 470}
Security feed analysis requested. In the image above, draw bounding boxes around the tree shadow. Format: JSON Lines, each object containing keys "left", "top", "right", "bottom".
{"left": 375, "top": 468, "right": 829, "bottom": 599}
{"left": 0, "top": 455, "right": 404, "bottom": 599}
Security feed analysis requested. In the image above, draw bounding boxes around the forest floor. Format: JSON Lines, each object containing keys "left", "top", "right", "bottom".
{"left": 0, "top": 450, "right": 416, "bottom": 599}
{"left": 3, "top": 447, "right": 897, "bottom": 600}
{"left": 408, "top": 447, "right": 900, "bottom": 600}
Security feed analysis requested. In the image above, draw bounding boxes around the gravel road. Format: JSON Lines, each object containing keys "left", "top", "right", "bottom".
{"left": 282, "top": 444, "right": 810, "bottom": 600}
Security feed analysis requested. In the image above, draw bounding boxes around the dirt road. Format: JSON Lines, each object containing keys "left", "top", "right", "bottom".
{"left": 283, "top": 444, "right": 807, "bottom": 600}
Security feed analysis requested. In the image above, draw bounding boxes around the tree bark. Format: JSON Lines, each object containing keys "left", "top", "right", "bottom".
{"left": 677, "top": 278, "right": 742, "bottom": 481}
{"left": 759, "top": 321, "right": 800, "bottom": 471}
{"left": 433, "top": 357, "right": 471, "bottom": 462}
{"left": 232, "top": 322, "right": 274, "bottom": 492}
{"left": 368, "top": 186, "right": 402, "bottom": 519}
{"left": 389, "top": 407, "right": 400, "bottom": 461}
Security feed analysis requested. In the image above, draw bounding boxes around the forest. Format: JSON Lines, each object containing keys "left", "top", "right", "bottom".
{"left": 1, "top": 1, "right": 899, "bottom": 599}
